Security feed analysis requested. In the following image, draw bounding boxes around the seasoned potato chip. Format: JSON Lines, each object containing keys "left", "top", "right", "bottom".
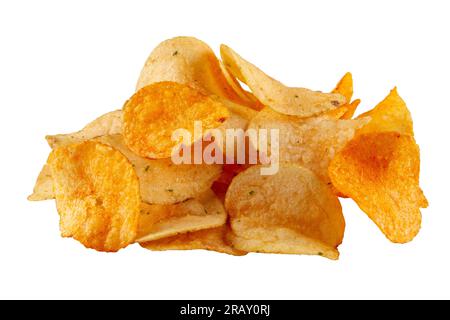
{"left": 332, "top": 72, "right": 353, "bottom": 102}
{"left": 97, "top": 134, "right": 221, "bottom": 204}
{"left": 30, "top": 111, "right": 123, "bottom": 202}
{"left": 136, "top": 190, "right": 226, "bottom": 242}
{"left": 123, "top": 81, "right": 230, "bottom": 159}
{"left": 46, "top": 110, "right": 122, "bottom": 148}
{"left": 225, "top": 165, "right": 345, "bottom": 259}
{"left": 28, "top": 163, "right": 54, "bottom": 201}
{"left": 48, "top": 141, "right": 140, "bottom": 252}
{"left": 248, "top": 107, "right": 369, "bottom": 183}
{"left": 141, "top": 226, "right": 246, "bottom": 256}
{"left": 220, "top": 44, "right": 346, "bottom": 117}
{"left": 219, "top": 61, "right": 263, "bottom": 110}
{"left": 227, "top": 227, "right": 340, "bottom": 260}
{"left": 329, "top": 132, "right": 427, "bottom": 243}
{"left": 357, "top": 88, "right": 413, "bottom": 136}
{"left": 136, "top": 36, "right": 257, "bottom": 108}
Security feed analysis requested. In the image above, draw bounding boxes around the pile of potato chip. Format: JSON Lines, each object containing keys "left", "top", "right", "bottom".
{"left": 29, "top": 37, "right": 427, "bottom": 259}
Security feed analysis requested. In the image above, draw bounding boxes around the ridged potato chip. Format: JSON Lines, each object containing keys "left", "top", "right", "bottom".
{"left": 225, "top": 165, "right": 345, "bottom": 259}
{"left": 123, "top": 81, "right": 230, "bottom": 159}
{"left": 248, "top": 107, "right": 369, "bottom": 183}
{"left": 136, "top": 190, "right": 226, "bottom": 242}
{"left": 329, "top": 132, "right": 426, "bottom": 243}
{"left": 97, "top": 134, "right": 222, "bottom": 204}
{"left": 220, "top": 44, "right": 346, "bottom": 117}
{"left": 357, "top": 88, "right": 413, "bottom": 136}
{"left": 48, "top": 141, "right": 141, "bottom": 252}
{"left": 46, "top": 110, "right": 122, "bottom": 148}
{"left": 141, "top": 226, "right": 246, "bottom": 256}
{"left": 136, "top": 36, "right": 257, "bottom": 108}
{"left": 28, "top": 163, "right": 53, "bottom": 201}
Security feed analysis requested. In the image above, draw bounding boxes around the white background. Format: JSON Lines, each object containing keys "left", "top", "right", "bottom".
{"left": 0, "top": 0, "right": 449, "bottom": 299}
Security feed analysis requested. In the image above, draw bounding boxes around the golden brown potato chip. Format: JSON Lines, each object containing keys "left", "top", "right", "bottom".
{"left": 28, "top": 163, "right": 54, "bottom": 201}
{"left": 220, "top": 44, "right": 346, "bottom": 117}
{"left": 219, "top": 61, "right": 264, "bottom": 110}
{"left": 46, "top": 110, "right": 122, "bottom": 148}
{"left": 225, "top": 165, "right": 345, "bottom": 259}
{"left": 31, "top": 111, "right": 123, "bottom": 202}
{"left": 332, "top": 72, "right": 353, "bottom": 102}
{"left": 357, "top": 88, "right": 414, "bottom": 136}
{"left": 136, "top": 190, "right": 227, "bottom": 242}
{"left": 141, "top": 226, "right": 246, "bottom": 256}
{"left": 96, "top": 134, "right": 222, "bottom": 204}
{"left": 48, "top": 141, "right": 140, "bottom": 252}
{"left": 248, "top": 107, "right": 369, "bottom": 183}
{"left": 329, "top": 132, "right": 427, "bottom": 243}
{"left": 123, "top": 81, "right": 230, "bottom": 159}
{"left": 136, "top": 36, "right": 257, "bottom": 108}
{"left": 227, "top": 227, "right": 340, "bottom": 260}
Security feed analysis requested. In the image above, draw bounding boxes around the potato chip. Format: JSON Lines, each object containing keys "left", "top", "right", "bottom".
{"left": 96, "top": 134, "right": 222, "bottom": 204}
{"left": 248, "top": 107, "right": 369, "bottom": 183}
{"left": 332, "top": 72, "right": 353, "bottom": 102}
{"left": 123, "top": 81, "right": 230, "bottom": 159}
{"left": 46, "top": 110, "right": 122, "bottom": 148}
{"left": 141, "top": 226, "right": 246, "bottom": 256}
{"left": 48, "top": 141, "right": 140, "bottom": 252}
{"left": 329, "top": 132, "right": 426, "bottom": 243}
{"left": 220, "top": 44, "right": 346, "bottom": 117}
{"left": 136, "top": 190, "right": 227, "bottom": 242}
{"left": 136, "top": 36, "right": 257, "bottom": 108}
{"left": 219, "top": 61, "right": 264, "bottom": 110}
{"left": 28, "top": 163, "right": 54, "bottom": 201}
{"left": 357, "top": 88, "right": 414, "bottom": 136}
{"left": 227, "top": 227, "right": 340, "bottom": 260}
{"left": 30, "top": 111, "right": 123, "bottom": 201}
{"left": 225, "top": 165, "right": 345, "bottom": 259}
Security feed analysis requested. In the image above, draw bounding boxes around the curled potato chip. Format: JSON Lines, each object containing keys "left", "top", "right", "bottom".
{"left": 141, "top": 226, "right": 246, "bottom": 256}
{"left": 220, "top": 44, "right": 346, "bottom": 117}
{"left": 123, "top": 81, "right": 230, "bottom": 159}
{"left": 329, "top": 132, "right": 426, "bottom": 243}
{"left": 136, "top": 36, "right": 257, "bottom": 108}
{"left": 227, "top": 227, "right": 340, "bottom": 260}
{"left": 219, "top": 61, "right": 263, "bottom": 110}
{"left": 136, "top": 190, "right": 227, "bottom": 242}
{"left": 357, "top": 88, "right": 413, "bottom": 136}
{"left": 46, "top": 110, "right": 122, "bottom": 148}
{"left": 48, "top": 141, "right": 141, "bottom": 252}
{"left": 28, "top": 163, "right": 54, "bottom": 201}
{"left": 248, "top": 107, "right": 369, "bottom": 183}
{"left": 225, "top": 165, "right": 345, "bottom": 259}
{"left": 97, "top": 135, "right": 222, "bottom": 204}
